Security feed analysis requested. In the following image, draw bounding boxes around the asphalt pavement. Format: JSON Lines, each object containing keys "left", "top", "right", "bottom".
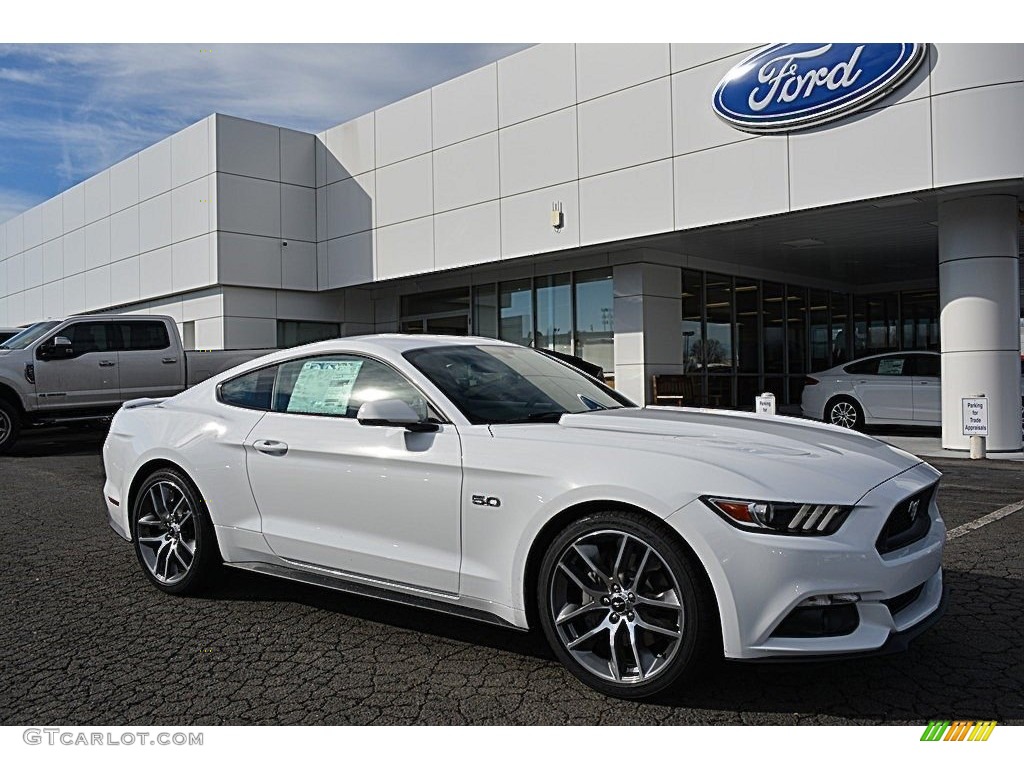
{"left": 1, "top": 428, "right": 1022, "bottom": 725}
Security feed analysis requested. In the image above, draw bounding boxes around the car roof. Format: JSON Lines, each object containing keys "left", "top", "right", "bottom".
{"left": 292, "top": 333, "right": 520, "bottom": 355}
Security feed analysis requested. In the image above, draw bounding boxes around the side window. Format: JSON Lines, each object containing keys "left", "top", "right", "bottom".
{"left": 272, "top": 355, "right": 432, "bottom": 420}
{"left": 118, "top": 321, "right": 170, "bottom": 351}
{"left": 844, "top": 358, "right": 878, "bottom": 375}
{"left": 218, "top": 366, "right": 279, "bottom": 411}
{"left": 60, "top": 322, "right": 113, "bottom": 356}
{"left": 875, "top": 355, "right": 908, "bottom": 376}
{"left": 912, "top": 354, "right": 940, "bottom": 378}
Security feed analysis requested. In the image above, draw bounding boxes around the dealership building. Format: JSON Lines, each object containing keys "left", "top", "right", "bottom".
{"left": 0, "top": 43, "right": 1021, "bottom": 450}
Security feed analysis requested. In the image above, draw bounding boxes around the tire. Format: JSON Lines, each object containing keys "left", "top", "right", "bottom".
{"left": 825, "top": 396, "right": 864, "bottom": 430}
{"left": 131, "top": 468, "right": 220, "bottom": 595}
{"left": 537, "top": 511, "right": 717, "bottom": 699}
{"left": 0, "top": 399, "right": 21, "bottom": 455}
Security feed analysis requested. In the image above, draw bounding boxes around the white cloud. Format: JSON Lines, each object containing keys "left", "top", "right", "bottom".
{"left": 0, "top": 187, "right": 44, "bottom": 223}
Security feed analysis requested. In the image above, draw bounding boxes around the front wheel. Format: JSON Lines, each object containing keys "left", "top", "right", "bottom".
{"left": 537, "top": 512, "right": 717, "bottom": 699}
{"left": 131, "top": 468, "right": 219, "bottom": 595}
{"left": 0, "top": 399, "right": 21, "bottom": 455}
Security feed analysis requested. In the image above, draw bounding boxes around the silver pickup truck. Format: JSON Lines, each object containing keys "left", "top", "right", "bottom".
{"left": 0, "top": 314, "right": 273, "bottom": 454}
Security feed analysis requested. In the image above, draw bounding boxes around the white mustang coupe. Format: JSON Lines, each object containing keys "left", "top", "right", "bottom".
{"left": 103, "top": 335, "right": 946, "bottom": 698}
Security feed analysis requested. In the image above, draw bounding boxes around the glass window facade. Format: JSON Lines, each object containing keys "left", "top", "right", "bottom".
{"left": 277, "top": 320, "right": 341, "bottom": 348}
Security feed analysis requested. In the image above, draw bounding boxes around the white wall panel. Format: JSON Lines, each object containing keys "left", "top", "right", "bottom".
{"left": 790, "top": 99, "right": 932, "bottom": 210}
{"left": 376, "top": 217, "right": 433, "bottom": 280}
{"left": 376, "top": 154, "right": 433, "bottom": 227}
{"left": 24, "top": 246, "right": 42, "bottom": 288}
{"left": 580, "top": 161, "right": 674, "bottom": 246}
{"left": 83, "top": 171, "right": 111, "bottom": 224}
{"left": 672, "top": 52, "right": 753, "bottom": 156}
{"left": 7, "top": 253, "right": 25, "bottom": 294}
{"left": 277, "top": 289, "right": 342, "bottom": 322}
{"left": 433, "top": 133, "right": 499, "bottom": 213}
{"left": 578, "top": 79, "right": 672, "bottom": 178}
{"left": 216, "top": 115, "right": 280, "bottom": 182}
{"left": 139, "top": 137, "right": 172, "bottom": 201}
{"left": 434, "top": 202, "right": 500, "bottom": 271}
{"left": 224, "top": 316, "right": 276, "bottom": 349}
{"left": 375, "top": 90, "right": 432, "bottom": 167}
{"left": 930, "top": 43, "right": 1023, "bottom": 96}
{"left": 109, "top": 155, "right": 139, "bottom": 213}
{"left": 670, "top": 43, "right": 761, "bottom": 73}
{"left": 171, "top": 117, "right": 211, "bottom": 188}
{"left": 217, "top": 233, "right": 281, "bottom": 288}
{"left": 432, "top": 64, "right": 498, "bottom": 148}
{"left": 6, "top": 291, "right": 24, "bottom": 326}
{"left": 109, "top": 207, "right": 140, "bottom": 263}
{"left": 110, "top": 255, "right": 141, "bottom": 306}
{"left": 280, "top": 128, "right": 316, "bottom": 187}
{"left": 218, "top": 174, "right": 281, "bottom": 238}
{"left": 63, "top": 273, "right": 85, "bottom": 315}
{"left": 140, "top": 246, "right": 173, "bottom": 298}
{"left": 281, "top": 240, "right": 317, "bottom": 291}
{"left": 139, "top": 192, "right": 172, "bottom": 254}
{"left": 23, "top": 206, "right": 42, "bottom": 250}
{"left": 63, "top": 228, "right": 85, "bottom": 276}
{"left": 323, "top": 113, "right": 375, "bottom": 183}
{"left": 281, "top": 184, "right": 316, "bottom": 242}
{"left": 180, "top": 289, "right": 222, "bottom": 321}
{"left": 499, "top": 107, "right": 578, "bottom": 197}
{"left": 43, "top": 280, "right": 63, "bottom": 319}
{"left": 193, "top": 318, "right": 224, "bottom": 350}
{"left": 84, "top": 219, "right": 111, "bottom": 271}
{"left": 674, "top": 138, "right": 789, "bottom": 228}
{"left": 84, "top": 266, "right": 111, "bottom": 310}
{"left": 223, "top": 287, "right": 276, "bottom": 318}
{"left": 326, "top": 172, "right": 375, "bottom": 240}
{"left": 24, "top": 286, "right": 42, "bottom": 321}
{"left": 932, "top": 82, "right": 1024, "bottom": 187}
{"left": 327, "top": 231, "right": 374, "bottom": 288}
{"left": 500, "top": 181, "right": 580, "bottom": 259}
{"left": 171, "top": 177, "right": 212, "bottom": 243}
{"left": 498, "top": 44, "right": 576, "bottom": 127}
{"left": 42, "top": 240, "right": 63, "bottom": 284}
{"left": 172, "top": 234, "right": 213, "bottom": 293}
{"left": 576, "top": 44, "right": 670, "bottom": 102}
{"left": 7, "top": 217, "right": 23, "bottom": 256}
{"left": 61, "top": 186, "right": 85, "bottom": 234}
{"left": 41, "top": 197, "right": 63, "bottom": 243}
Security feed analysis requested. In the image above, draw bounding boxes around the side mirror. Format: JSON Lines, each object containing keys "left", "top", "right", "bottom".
{"left": 357, "top": 399, "right": 438, "bottom": 432}
{"left": 38, "top": 336, "right": 74, "bottom": 360}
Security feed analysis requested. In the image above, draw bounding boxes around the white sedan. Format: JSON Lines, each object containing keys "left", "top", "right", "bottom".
{"left": 103, "top": 335, "right": 946, "bottom": 699}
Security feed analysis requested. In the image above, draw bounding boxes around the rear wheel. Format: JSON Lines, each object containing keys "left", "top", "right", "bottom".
{"left": 537, "top": 511, "right": 717, "bottom": 699}
{"left": 826, "top": 396, "right": 863, "bottom": 430}
{"left": 0, "top": 399, "right": 21, "bottom": 455}
{"left": 131, "top": 468, "right": 219, "bottom": 595}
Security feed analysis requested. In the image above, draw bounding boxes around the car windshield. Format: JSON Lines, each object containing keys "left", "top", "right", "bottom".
{"left": 0, "top": 321, "right": 61, "bottom": 350}
{"left": 404, "top": 344, "right": 634, "bottom": 425}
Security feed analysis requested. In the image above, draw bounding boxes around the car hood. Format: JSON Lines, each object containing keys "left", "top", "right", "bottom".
{"left": 489, "top": 407, "right": 924, "bottom": 505}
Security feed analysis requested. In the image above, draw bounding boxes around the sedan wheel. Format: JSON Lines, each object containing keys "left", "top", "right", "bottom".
{"left": 132, "top": 469, "right": 218, "bottom": 595}
{"left": 538, "top": 512, "right": 715, "bottom": 699}
{"left": 827, "top": 398, "right": 863, "bottom": 430}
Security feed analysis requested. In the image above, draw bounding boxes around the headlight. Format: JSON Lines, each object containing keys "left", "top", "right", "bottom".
{"left": 702, "top": 497, "right": 852, "bottom": 535}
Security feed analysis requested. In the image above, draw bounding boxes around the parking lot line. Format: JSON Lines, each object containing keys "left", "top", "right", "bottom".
{"left": 945, "top": 499, "right": 1024, "bottom": 541}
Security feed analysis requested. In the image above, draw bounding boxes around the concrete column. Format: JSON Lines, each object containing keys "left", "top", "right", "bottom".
{"left": 613, "top": 262, "right": 683, "bottom": 405}
{"left": 938, "top": 195, "right": 1021, "bottom": 451}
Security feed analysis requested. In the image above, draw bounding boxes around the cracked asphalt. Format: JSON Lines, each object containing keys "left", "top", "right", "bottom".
{"left": 1, "top": 428, "right": 1022, "bottom": 725}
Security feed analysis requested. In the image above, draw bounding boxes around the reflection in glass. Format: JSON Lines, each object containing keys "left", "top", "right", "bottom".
{"left": 786, "top": 286, "right": 807, "bottom": 375}
{"left": 473, "top": 284, "right": 498, "bottom": 339}
{"left": 763, "top": 281, "right": 784, "bottom": 374}
{"left": 735, "top": 279, "right": 759, "bottom": 374}
{"left": 901, "top": 290, "right": 939, "bottom": 351}
{"left": 575, "top": 269, "right": 614, "bottom": 374}
{"left": 809, "top": 289, "right": 829, "bottom": 372}
{"left": 499, "top": 279, "right": 534, "bottom": 348}
{"left": 536, "top": 274, "right": 572, "bottom": 353}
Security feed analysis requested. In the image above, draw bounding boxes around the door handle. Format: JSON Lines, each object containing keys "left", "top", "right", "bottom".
{"left": 162, "top": 357, "right": 178, "bottom": 364}
{"left": 253, "top": 439, "right": 289, "bottom": 456}
{"left": 99, "top": 360, "right": 116, "bottom": 367}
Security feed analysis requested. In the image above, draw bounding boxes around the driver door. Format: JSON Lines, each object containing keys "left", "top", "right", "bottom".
{"left": 242, "top": 353, "right": 463, "bottom": 594}
{"left": 33, "top": 320, "right": 120, "bottom": 410}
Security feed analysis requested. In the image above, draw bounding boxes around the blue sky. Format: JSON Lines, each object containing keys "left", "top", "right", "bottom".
{"left": 0, "top": 43, "right": 528, "bottom": 222}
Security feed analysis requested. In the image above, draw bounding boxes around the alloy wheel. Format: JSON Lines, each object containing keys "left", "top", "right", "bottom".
{"left": 549, "top": 530, "right": 684, "bottom": 684}
{"left": 830, "top": 401, "right": 859, "bottom": 429}
{"left": 136, "top": 481, "right": 197, "bottom": 585}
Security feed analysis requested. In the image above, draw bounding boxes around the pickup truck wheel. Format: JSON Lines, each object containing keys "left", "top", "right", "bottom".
{"left": 537, "top": 512, "right": 717, "bottom": 699}
{"left": 0, "top": 399, "right": 20, "bottom": 455}
{"left": 132, "top": 468, "right": 219, "bottom": 595}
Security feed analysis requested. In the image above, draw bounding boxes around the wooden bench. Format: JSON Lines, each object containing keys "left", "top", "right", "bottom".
{"left": 651, "top": 374, "right": 694, "bottom": 407}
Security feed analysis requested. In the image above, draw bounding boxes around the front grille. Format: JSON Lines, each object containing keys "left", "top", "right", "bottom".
{"left": 876, "top": 483, "right": 936, "bottom": 555}
{"left": 882, "top": 583, "right": 925, "bottom": 617}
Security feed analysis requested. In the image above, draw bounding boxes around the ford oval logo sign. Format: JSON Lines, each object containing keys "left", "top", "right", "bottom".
{"left": 712, "top": 43, "right": 926, "bottom": 133}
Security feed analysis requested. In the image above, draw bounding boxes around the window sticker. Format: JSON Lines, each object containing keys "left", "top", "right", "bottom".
{"left": 877, "top": 358, "right": 905, "bottom": 376}
{"left": 286, "top": 360, "right": 364, "bottom": 415}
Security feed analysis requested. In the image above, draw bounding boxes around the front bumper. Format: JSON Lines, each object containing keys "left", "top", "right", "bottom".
{"left": 667, "top": 461, "right": 946, "bottom": 660}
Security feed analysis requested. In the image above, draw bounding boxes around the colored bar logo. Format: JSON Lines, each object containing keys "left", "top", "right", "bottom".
{"left": 921, "top": 721, "right": 997, "bottom": 741}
